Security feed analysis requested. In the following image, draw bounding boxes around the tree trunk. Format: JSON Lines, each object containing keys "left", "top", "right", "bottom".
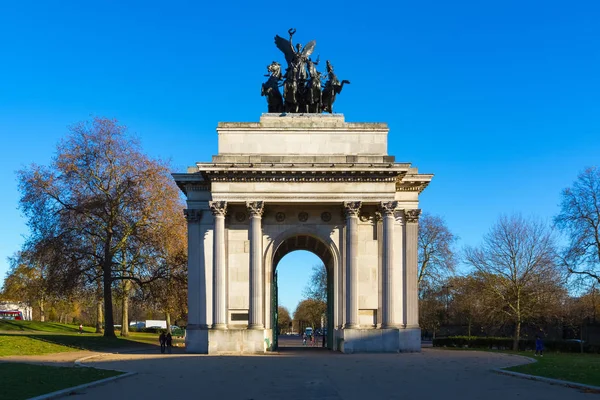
{"left": 166, "top": 311, "right": 172, "bottom": 334}
{"left": 120, "top": 280, "right": 131, "bottom": 337}
{"left": 513, "top": 321, "right": 521, "bottom": 351}
{"left": 468, "top": 319, "right": 472, "bottom": 339}
{"left": 95, "top": 281, "right": 103, "bottom": 333}
{"left": 581, "top": 321, "right": 585, "bottom": 354}
{"left": 39, "top": 297, "right": 45, "bottom": 322}
{"left": 103, "top": 256, "right": 116, "bottom": 338}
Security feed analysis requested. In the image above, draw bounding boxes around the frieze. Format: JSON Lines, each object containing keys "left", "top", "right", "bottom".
{"left": 208, "top": 174, "right": 397, "bottom": 183}
{"left": 321, "top": 212, "right": 332, "bottom": 222}
{"left": 298, "top": 211, "right": 309, "bottom": 222}
{"left": 275, "top": 212, "right": 286, "bottom": 222}
{"left": 185, "top": 183, "right": 211, "bottom": 192}
{"left": 235, "top": 212, "right": 246, "bottom": 222}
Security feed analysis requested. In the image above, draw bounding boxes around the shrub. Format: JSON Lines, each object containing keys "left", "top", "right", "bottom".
{"left": 433, "top": 336, "right": 594, "bottom": 353}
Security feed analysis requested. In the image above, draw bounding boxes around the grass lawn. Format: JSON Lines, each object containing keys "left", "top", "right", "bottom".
{"left": 0, "top": 321, "right": 171, "bottom": 357}
{"left": 0, "top": 363, "right": 123, "bottom": 400}
{"left": 504, "top": 352, "right": 600, "bottom": 387}
{"left": 0, "top": 320, "right": 95, "bottom": 333}
{"left": 0, "top": 335, "right": 77, "bottom": 357}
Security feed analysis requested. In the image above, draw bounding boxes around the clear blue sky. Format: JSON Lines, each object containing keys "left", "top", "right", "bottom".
{"left": 1, "top": 1, "right": 599, "bottom": 313}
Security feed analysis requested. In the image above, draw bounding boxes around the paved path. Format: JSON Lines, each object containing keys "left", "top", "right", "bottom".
{"left": 63, "top": 348, "right": 594, "bottom": 399}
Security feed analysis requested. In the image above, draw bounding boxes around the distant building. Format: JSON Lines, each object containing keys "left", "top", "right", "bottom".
{"left": 0, "top": 301, "right": 33, "bottom": 320}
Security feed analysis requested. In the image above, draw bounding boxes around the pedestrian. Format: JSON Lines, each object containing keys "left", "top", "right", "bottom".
{"left": 534, "top": 335, "right": 543, "bottom": 357}
{"left": 302, "top": 333, "right": 307, "bottom": 346}
{"left": 79, "top": 323, "right": 83, "bottom": 334}
{"left": 166, "top": 332, "right": 173, "bottom": 354}
{"left": 159, "top": 331, "right": 166, "bottom": 354}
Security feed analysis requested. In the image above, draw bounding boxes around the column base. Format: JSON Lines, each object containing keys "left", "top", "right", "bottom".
{"left": 343, "top": 323, "right": 360, "bottom": 329}
{"left": 398, "top": 327, "right": 421, "bottom": 352}
{"left": 186, "top": 328, "right": 268, "bottom": 354}
{"left": 212, "top": 323, "right": 228, "bottom": 330}
{"left": 247, "top": 323, "right": 265, "bottom": 330}
{"left": 338, "top": 327, "right": 422, "bottom": 353}
{"left": 185, "top": 327, "right": 208, "bottom": 353}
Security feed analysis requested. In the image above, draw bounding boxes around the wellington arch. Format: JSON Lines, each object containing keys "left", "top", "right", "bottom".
{"left": 172, "top": 113, "right": 433, "bottom": 353}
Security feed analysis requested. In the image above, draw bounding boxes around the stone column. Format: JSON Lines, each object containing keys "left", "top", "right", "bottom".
{"left": 247, "top": 201, "right": 265, "bottom": 329}
{"left": 404, "top": 209, "right": 421, "bottom": 328}
{"left": 184, "top": 209, "right": 206, "bottom": 329}
{"left": 380, "top": 201, "right": 398, "bottom": 328}
{"left": 209, "top": 201, "right": 227, "bottom": 329}
{"left": 344, "top": 201, "right": 361, "bottom": 329}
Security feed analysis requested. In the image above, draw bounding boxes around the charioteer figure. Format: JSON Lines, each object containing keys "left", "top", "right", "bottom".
{"left": 261, "top": 29, "right": 349, "bottom": 114}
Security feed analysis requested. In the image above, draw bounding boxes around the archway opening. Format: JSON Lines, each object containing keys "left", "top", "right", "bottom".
{"left": 271, "top": 235, "right": 334, "bottom": 351}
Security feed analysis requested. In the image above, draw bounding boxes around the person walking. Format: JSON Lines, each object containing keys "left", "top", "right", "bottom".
{"left": 159, "top": 331, "right": 166, "bottom": 354}
{"left": 534, "top": 335, "right": 543, "bottom": 357}
{"left": 166, "top": 332, "right": 173, "bottom": 354}
{"left": 302, "top": 333, "right": 307, "bottom": 346}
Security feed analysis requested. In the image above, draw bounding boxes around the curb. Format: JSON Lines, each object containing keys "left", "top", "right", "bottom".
{"left": 28, "top": 371, "right": 136, "bottom": 400}
{"left": 493, "top": 369, "right": 600, "bottom": 393}
{"left": 28, "top": 353, "right": 137, "bottom": 400}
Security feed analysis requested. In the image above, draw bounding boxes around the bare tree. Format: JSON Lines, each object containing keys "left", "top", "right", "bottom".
{"left": 17, "top": 117, "right": 180, "bottom": 337}
{"left": 464, "top": 214, "right": 562, "bottom": 350}
{"left": 303, "top": 263, "right": 327, "bottom": 302}
{"left": 418, "top": 213, "right": 458, "bottom": 292}
{"left": 555, "top": 167, "right": 600, "bottom": 286}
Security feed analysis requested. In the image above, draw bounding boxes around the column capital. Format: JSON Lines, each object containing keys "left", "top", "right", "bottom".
{"left": 343, "top": 201, "right": 362, "bottom": 218}
{"left": 379, "top": 201, "right": 398, "bottom": 217}
{"left": 394, "top": 210, "right": 405, "bottom": 224}
{"left": 183, "top": 209, "right": 202, "bottom": 223}
{"left": 246, "top": 201, "right": 265, "bottom": 217}
{"left": 209, "top": 201, "right": 227, "bottom": 217}
{"left": 405, "top": 209, "right": 422, "bottom": 223}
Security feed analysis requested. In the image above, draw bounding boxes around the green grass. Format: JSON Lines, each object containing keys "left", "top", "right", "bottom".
{"left": 0, "top": 320, "right": 95, "bottom": 333}
{"left": 0, "top": 363, "right": 123, "bottom": 400}
{"left": 0, "top": 335, "right": 77, "bottom": 357}
{"left": 0, "top": 321, "right": 166, "bottom": 357}
{"left": 505, "top": 352, "right": 600, "bottom": 387}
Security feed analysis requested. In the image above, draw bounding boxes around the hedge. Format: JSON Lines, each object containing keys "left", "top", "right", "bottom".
{"left": 433, "top": 336, "right": 595, "bottom": 353}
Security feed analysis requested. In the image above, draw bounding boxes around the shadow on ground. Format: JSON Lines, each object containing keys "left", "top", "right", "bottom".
{"left": 0, "top": 332, "right": 166, "bottom": 355}
{"left": 64, "top": 349, "right": 592, "bottom": 400}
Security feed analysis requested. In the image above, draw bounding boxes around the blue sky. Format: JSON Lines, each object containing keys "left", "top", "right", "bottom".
{"left": 1, "top": 1, "right": 599, "bottom": 313}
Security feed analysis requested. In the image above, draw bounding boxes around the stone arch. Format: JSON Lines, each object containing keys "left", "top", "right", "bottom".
{"left": 263, "top": 226, "right": 341, "bottom": 349}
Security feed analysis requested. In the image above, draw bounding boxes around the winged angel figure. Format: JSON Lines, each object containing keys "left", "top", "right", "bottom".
{"left": 274, "top": 28, "right": 316, "bottom": 84}
{"left": 263, "top": 29, "right": 349, "bottom": 113}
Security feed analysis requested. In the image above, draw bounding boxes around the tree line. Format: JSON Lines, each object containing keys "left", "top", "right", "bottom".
{"left": 0, "top": 118, "right": 188, "bottom": 337}
{"left": 419, "top": 167, "right": 600, "bottom": 350}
